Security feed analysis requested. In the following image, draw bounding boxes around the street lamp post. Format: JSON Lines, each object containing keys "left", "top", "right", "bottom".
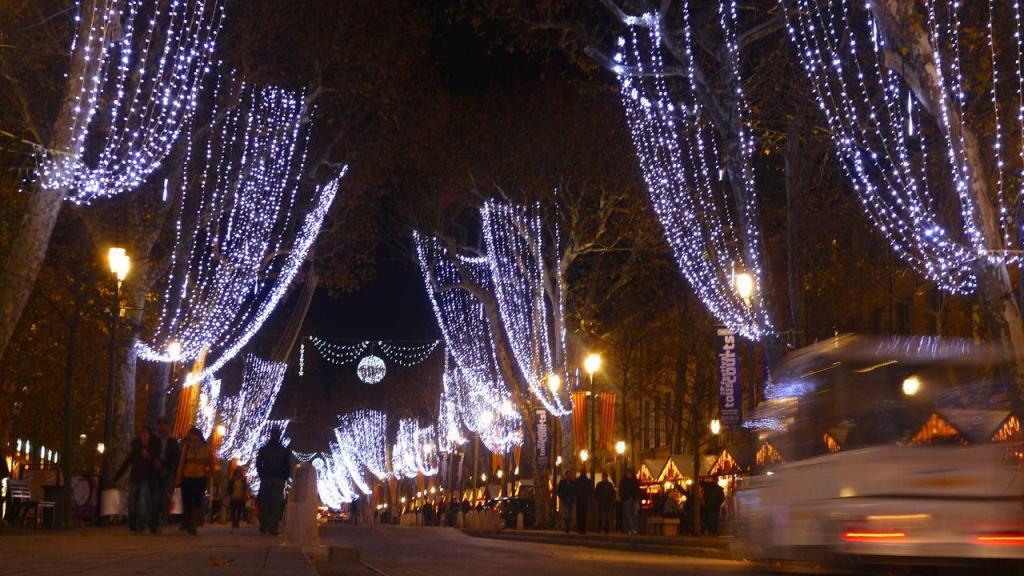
{"left": 584, "top": 353, "right": 601, "bottom": 480}
{"left": 615, "top": 440, "right": 626, "bottom": 484}
{"left": 100, "top": 247, "right": 130, "bottom": 520}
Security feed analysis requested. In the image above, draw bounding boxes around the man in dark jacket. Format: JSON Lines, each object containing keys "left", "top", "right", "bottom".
{"left": 619, "top": 468, "right": 640, "bottom": 534}
{"left": 255, "top": 426, "right": 291, "bottom": 535}
{"left": 594, "top": 472, "right": 616, "bottom": 533}
{"left": 555, "top": 470, "right": 574, "bottom": 533}
{"left": 572, "top": 469, "right": 593, "bottom": 534}
{"left": 703, "top": 480, "right": 726, "bottom": 536}
{"left": 153, "top": 417, "right": 179, "bottom": 526}
{"left": 115, "top": 425, "right": 162, "bottom": 533}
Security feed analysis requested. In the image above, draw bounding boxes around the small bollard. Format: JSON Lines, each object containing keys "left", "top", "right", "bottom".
{"left": 284, "top": 463, "right": 319, "bottom": 547}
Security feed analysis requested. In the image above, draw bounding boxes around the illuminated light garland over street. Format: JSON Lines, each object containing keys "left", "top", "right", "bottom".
{"left": 614, "top": 7, "right": 772, "bottom": 340}
{"left": 41, "top": 0, "right": 223, "bottom": 204}
{"left": 414, "top": 232, "right": 523, "bottom": 453}
{"left": 335, "top": 410, "right": 390, "bottom": 481}
{"left": 217, "top": 355, "right": 289, "bottom": 490}
{"left": 135, "top": 80, "right": 346, "bottom": 381}
{"left": 306, "top": 337, "right": 440, "bottom": 384}
{"left": 481, "top": 200, "right": 571, "bottom": 416}
{"left": 779, "top": 0, "right": 1019, "bottom": 293}
{"left": 391, "top": 418, "right": 439, "bottom": 479}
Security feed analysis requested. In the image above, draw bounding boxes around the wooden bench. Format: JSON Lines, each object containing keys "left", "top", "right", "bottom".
{"left": 646, "top": 516, "right": 681, "bottom": 536}
{"left": 7, "top": 480, "right": 55, "bottom": 529}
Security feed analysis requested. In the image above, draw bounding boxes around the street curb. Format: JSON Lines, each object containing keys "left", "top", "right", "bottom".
{"left": 464, "top": 530, "right": 735, "bottom": 560}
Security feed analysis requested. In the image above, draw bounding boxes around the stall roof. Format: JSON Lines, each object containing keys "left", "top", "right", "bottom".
{"left": 638, "top": 458, "right": 665, "bottom": 484}
{"left": 658, "top": 454, "right": 695, "bottom": 481}
{"left": 912, "top": 409, "right": 1014, "bottom": 444}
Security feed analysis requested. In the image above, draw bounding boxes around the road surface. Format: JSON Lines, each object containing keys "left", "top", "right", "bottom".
{"left": 320, "top": 524, "right": 783, "bottom": 576}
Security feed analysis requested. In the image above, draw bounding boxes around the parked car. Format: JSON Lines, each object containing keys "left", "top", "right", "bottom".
{"left": 486, "top": 497, "right": 536, "bottom": 529}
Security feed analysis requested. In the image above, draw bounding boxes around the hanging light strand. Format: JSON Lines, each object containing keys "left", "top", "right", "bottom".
{"left": 780, "top": 0, "right": 1018, "bottom": 292}
{"left": 614, "top": 7, "right": 773, "bottom": 339}
{"left": 42, "top": 0, "right": 224, "bottom": 204}
{"left": 135, "top": 78, "right": 346, "bottom": 381}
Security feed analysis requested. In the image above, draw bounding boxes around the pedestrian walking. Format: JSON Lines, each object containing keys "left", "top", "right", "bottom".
{"left": 153, "top": 417, "right": 179, "bottom": 526}
{"left": 227, "top": 468, "right": 248, "bottom": 528}
{"left": 114, "top": 425, "right": 162, "bottom": 533}
{"left": 620, "top": 468, "right": 640, "bottom": 534}
{"left": 255, "top": 426, "right": 291, "bottom": 535}
{"left": 572, "top": 469, "right": 593, "bottom": 534}
{"left": 703, "top": 480, "right": 725, "bottom": 536}
{"left": 176, "top": 427, "right": 214, "bottom": 535}
{"left": 595, "top": 472, "right": 616, "bottom": 534}
{"left": 555, "top": 470, "right": 574, "bottom": 533}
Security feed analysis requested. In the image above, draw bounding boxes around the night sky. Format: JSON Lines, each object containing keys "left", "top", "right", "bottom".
{"left": 272, "top": 10, "right": 570, "bottom": 448}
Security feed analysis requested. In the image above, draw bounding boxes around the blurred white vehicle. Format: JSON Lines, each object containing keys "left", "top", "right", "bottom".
{"left": 737, "top": 335, "right": 1024, "bottom": 566}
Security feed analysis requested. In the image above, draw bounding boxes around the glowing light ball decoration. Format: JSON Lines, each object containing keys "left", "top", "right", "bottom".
{"left": 357, "top": 354, "right": 386, "bottom": 384}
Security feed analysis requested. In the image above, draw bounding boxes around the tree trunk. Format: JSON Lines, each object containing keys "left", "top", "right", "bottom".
{"left": 148, "top": 362, "right": 171, "bottom": 424}
{"left": 61, "top": 290, "right": 84, "bottom": 528}
{"left": 0, "top": 1, "right": 100, "bottom": 366}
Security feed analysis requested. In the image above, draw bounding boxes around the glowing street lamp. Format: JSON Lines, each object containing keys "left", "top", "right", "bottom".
{"left": 733, "top": 270, "right": 754, "bottom": 305}
{"left": 902, "top": 376, "right": 921, "bottom": 396}
{"left": 615, "top": 440, "right": 626, "bottom": 455}
{"left": 547, "top": 373, "right": 562, "bottom": 394}
{"left": 167, "top": 341, "right": 182, "bottom": 361}
{"left": 101, "top": 247, "right": 131, "bottom": 513}
{"left": 496, "top": 469, "right": 504, "bottom": 479}
{"left": 710, "top": 419, "right": 722, "bottom": 435}
{"left": 96, "top": 443, "right": 105, "bottom": 454}
{"left": 107, "top": 247, "right": 131, "bottom": 285}
{"left": 579, "top": 449, "right": 589, "bottom": 463}
{"left": 584, "top": 353, "right": 602, "bottom": 376}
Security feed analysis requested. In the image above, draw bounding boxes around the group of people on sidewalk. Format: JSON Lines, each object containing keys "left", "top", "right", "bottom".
{"left": 554, "top": 467, "right": 727, "bottom": 536}
{"left": 114, "top": 421, "right": 292, "bottom": 536}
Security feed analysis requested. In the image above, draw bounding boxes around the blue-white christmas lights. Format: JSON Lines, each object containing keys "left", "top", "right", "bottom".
{"left": 41, "top": 0, "right": 223, "bottom": 204}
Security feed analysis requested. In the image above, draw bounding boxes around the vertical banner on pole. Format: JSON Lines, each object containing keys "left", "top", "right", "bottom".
{"left": 717, "top": 327, "right": 742, "bottom": 426}
{"left": 598, "top": 394, "right": 616, "bottom": 449}
{"left": 571, "top": 391, "right": 587, "bottom": 452}
{"left": 535, "top": 409, "right": 550, "bottom": 470}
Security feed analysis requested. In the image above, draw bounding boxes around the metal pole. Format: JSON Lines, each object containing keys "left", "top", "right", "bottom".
{"left": 99, "top": 280, "right": 119, "bottom": 520}
{"left": 589, "top": 373, "right": 596, "bottom": 480}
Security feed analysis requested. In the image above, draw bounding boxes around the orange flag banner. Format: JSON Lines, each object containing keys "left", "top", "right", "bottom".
{"left": 571, "top": 391, "right": 588, "bottom": 452}
{"left": 172, "top": 350, "right": 207, "bottom": 438}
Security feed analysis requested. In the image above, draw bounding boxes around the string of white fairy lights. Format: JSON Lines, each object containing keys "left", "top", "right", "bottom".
{"left": 40, "top": 0, "right": 223, "bottom": 204}
{"left": 391, "top": 418, "right": 439, "bottom": 479}
{"left": 414, "top": 231, "right": 524, "bottom": 453}
{"left": 313, "top": 410, "right": 443, "bottom": 505}
{"left": 780, "top": 0, "right": 1017, "bottom": 293}
{"left": 481, "top": 200, "right": 572, "bottom": 416}
{"left": 217, "top": 355, "right": 290, "bottom": 490}
{"left": 613, "top": 7, "right": 772, "bottom": 340}
{"left": 307, "top": 337, "right": 440, "bottom": 366}
{"left": 135, "top": 78, "right": 346, "bottom": 382}
{"left": 335, "top": 410, "right": 390, "bottom": 481}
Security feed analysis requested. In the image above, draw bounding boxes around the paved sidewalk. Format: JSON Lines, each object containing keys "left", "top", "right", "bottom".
{"left": 468, "top": 528, "right": 737, "bottom": 560}
{"left": 0, "top": 523, "right": 316, "bottom": 575}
